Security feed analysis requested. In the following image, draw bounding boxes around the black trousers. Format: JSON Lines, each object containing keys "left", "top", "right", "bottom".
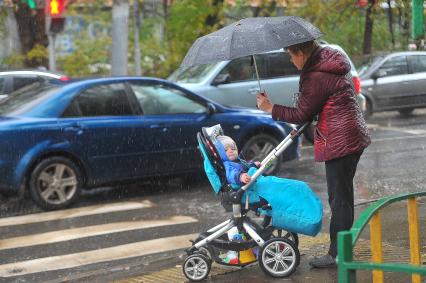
{"left": 325, "top": 151, "right": 362, "bottom": 257}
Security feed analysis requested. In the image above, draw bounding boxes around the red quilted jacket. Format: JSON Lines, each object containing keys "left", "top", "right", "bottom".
{"left": 272, "top": 47, "right": 370, "bottom": 162}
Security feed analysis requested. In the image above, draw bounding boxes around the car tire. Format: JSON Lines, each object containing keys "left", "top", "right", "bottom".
{"left": 398, "top": 108, "right": 414, "bottom": 116}
{"left": 29, "top": 156, "right": 82, "bottom": 210}
{"left": 365, "top": 99, "right": 373, "bottom": 118}
{"left": 241, "top": 134, "right": 281, "bottom": 175}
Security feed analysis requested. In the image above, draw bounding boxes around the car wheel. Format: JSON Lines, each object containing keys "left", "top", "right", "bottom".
{"left": 303, "top": 124, "right": 314, "bottom": 144}
{"left": 398, "top": 108, "right": 414, "bottom": 116}
{"left": 241, "top": 134, "right": 281, "bottom": 175}
{"left": 29, "top": 156, "right": 82, "bottom": 210}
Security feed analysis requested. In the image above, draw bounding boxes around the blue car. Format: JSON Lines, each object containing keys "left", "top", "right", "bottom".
{"left": 0, "top": 77, "right": 299, "bottom": 210}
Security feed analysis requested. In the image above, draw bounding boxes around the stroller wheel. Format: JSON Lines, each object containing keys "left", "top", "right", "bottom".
{"left": 183, "top": 253, "right": 211, "bottom": 282}
{"left": 272, "top": 230, "right": 299, "bottom": 248}
{"left": 198, "top": 246, "right": 213, "bottom": 259}
{"left": 259, "top": 237, "right": 300, "bottom": 278}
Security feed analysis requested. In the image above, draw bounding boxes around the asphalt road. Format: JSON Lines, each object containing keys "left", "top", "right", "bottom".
{"left": 0, "top": 109, "right": 426, "bottom": 282}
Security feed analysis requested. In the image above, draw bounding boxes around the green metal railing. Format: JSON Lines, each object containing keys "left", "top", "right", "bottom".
{"left": 338, "top": 192, "right": 426, "bottom": 283}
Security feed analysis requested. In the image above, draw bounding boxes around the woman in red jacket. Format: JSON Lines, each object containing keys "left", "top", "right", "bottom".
{"left": 257, "top": 40, "right": 370, "bottom": 268}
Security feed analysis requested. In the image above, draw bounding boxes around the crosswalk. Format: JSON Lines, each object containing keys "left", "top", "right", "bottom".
{"left": 0, "top": 200, "right": 199, "bottom": 280}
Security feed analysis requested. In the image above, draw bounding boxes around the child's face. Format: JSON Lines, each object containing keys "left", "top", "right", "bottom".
{"left": 225, "top": 146, "right": 238, "bottom": 161}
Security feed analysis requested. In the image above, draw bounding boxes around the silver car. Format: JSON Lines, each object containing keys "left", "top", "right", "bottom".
{"left": 169, "top": 44, "right": 366, "bottom": 141}
{"left": 359, "top": 51, "right": 426, "bottom": 116}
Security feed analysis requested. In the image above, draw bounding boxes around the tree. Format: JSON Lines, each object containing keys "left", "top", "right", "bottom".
{"left": 363, "top": 0, "right": 376, "bottom": 55}
{"left": 11, "top": 1, "right": 48, "bottom": 67}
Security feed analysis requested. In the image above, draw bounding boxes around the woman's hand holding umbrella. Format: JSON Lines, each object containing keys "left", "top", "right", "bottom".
{"left": 256, "top": 92, "right": 273, "bottom": 114}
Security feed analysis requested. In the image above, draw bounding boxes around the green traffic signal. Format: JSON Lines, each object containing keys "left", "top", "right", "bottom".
{"left": 412, "top": 0, "right": 425, "bottom": 39}
{"left": 25, "top": 0, "right": 36, "bottom": 9}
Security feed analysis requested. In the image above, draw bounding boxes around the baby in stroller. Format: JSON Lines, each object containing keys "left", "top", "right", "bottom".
{"left": 182, "top": 124, "right": 323, "bottom": 281}
{"left": 215, "top": 135, "right": 260, "bottom": 186}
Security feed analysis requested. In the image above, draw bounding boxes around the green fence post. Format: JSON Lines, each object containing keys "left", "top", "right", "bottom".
{"left": 338, "top": 231, "right": 356, "bottom": 283}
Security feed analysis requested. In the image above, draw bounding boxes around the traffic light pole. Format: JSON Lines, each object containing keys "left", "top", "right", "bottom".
{"left": 48, "top": 33, "right": 56, "bottom": 72}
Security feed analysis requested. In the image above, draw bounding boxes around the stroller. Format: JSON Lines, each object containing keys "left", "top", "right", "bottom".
{"left": 182, "top": 124, "right": 323, "bottom": 281}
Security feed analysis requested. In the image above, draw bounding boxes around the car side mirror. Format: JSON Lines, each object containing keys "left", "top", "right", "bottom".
{"left": 211, "top": 74, "right": 230, "bottom": 86}
{"left": 206, "top": 103, "right": 216, "bottom": 115}
{"left": 372, "top": 69, "right": 387, "bottom": 80}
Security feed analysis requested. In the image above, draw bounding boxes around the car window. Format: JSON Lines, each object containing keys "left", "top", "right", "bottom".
{"left": 217, "top": 55, "right": 269, "bottom": 84}
{"left": 409, "top": 55, "right": 426, "bottom": 73}
{"left": 130, "top": 83, "right": 207, "bottom": 115}
{"left": 218, "top": 56, "right": 255, "bottom": 83}
{"left": 266, "top": 52, "right": 299, "bottom": 78}
{"left": 378, "top": 56, "right": 408, "bottom": 76}
{"left": 168, "top": 63, "right": 220, "bottom": 83}
{"left": 64, "top": 83, "right": 134, "bottom": 117}
{"left": 12, "top": 75, "right": 41, "bottom": 91}
{"left": 0, "top": 83, "right": 59, "bottom": 116}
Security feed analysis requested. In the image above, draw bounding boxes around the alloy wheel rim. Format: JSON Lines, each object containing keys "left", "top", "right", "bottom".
{"left": 262, "top": 241, "right": 296, "bottom": 276}
{"left": 37, "top": 163, "right": 78, "bottom": 205}
{"left": 184, "top": 257, "right": 208, "bottom": 280}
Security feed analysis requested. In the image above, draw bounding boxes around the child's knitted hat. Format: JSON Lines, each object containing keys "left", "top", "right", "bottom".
{"left": 216, "top": 135, "right": 237, "bottom": 150}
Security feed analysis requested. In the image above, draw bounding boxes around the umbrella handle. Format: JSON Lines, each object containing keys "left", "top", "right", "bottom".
{"left": 252, "top": 55, "right": 262, "bottom": 93}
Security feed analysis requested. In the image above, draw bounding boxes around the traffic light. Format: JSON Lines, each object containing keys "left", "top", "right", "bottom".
{"left": 48, "top": 0, "right": 64, "bottom": 18}
{"left": 46, "top": 0, "right": 66, "bottom": 33}
{"left": 412, "top": 0, "right": 425, "bottom": 40}
{"left": 26, "top": 0, "right": 36, "bottom": 9}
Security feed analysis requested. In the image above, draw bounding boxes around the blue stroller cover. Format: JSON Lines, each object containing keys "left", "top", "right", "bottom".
{"left": 198, "top": 139, "right": 323, "bottom": 237}
{"left": 245, "top": 167, "right": 322, "bottom": 237}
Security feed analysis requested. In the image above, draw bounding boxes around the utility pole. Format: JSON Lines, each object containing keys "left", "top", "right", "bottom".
{"left": 111, "top": 0, "right": 129, "bottom": 76}
{"left": 45, "top": 0, "right": 55, "bottom": 71}
{"left": 133, "top": 0, "right": 141, "bottom": 76}
{"left": 412, "top": 0, "right": 425, "bottom": 49}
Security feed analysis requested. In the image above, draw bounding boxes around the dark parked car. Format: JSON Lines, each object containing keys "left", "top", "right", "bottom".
{"left": 0, "top": 77, "right": 299, "bottom": 210}
{"left": 0, "top": 70, "right": 70, "bottom": 99}
{"left": 359, "top": 51, "right": 426, "bottom": 116}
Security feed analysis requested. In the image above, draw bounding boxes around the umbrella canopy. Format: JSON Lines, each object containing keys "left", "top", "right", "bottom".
{"left": 181, "top": 16, "right": 323, "bottom": 68}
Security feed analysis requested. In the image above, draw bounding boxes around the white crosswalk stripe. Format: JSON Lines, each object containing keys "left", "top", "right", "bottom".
{"left": 0, "top": 215, "right": 197, "bottom": 250}
{"left": 0, "top": 200, "right": 154, "bottom": 227}
{"left": 0, "top": 200, "right": 198, "bottom": 279}
{"left": 0, "top": 234, "right": 198, "bottom": 277}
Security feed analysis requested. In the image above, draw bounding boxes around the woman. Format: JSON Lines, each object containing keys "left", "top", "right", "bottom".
{"left": 256, "top": 40, "right": 370, "bottom": 268}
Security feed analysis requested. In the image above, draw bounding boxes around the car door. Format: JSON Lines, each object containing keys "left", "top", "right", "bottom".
{"left": 261, "top": 52, "right": 300, "bottom": 107}
{"left": 407, "top": 54, "right": 426, "bottom": 107}
{"left": 61, "top": 82, "right": 148, "bottom": 184}
{"left": 128, "top": 81, "right": 213, "bottom": 174}
{"left": 208, "top": 53, "right": 299, "bottom": 109}
{"left": 366, "top": 55, "right": 411, "bottom": 110}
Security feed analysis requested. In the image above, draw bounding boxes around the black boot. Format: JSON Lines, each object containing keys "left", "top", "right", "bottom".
{"left": 309, "top": 254, "right": 336, "bottom": 268}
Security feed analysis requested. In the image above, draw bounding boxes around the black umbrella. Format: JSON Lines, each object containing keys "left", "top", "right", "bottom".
{"left": 181, "top": 16, "right": 323, "bottom": 91}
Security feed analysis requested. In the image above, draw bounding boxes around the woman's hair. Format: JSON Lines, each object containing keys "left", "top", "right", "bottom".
{"left": 286, "top": 40, "right": 319, "bottom": 56}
